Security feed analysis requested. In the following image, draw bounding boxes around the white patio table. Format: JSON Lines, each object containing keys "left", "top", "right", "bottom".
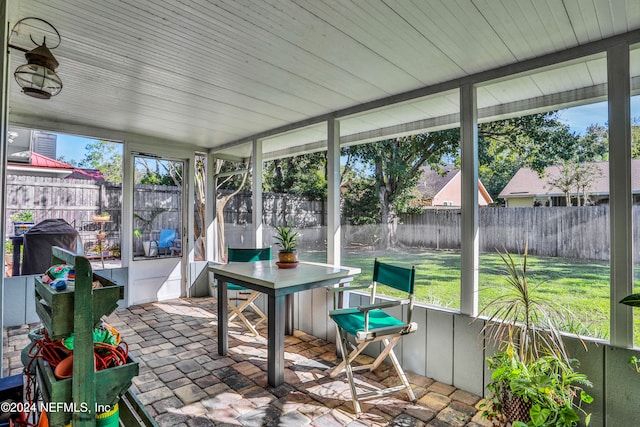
{"left": 209, "top": 260, "right": 360, "bottom": 387}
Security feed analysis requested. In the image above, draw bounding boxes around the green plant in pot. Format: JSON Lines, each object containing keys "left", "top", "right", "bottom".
{"left": 92, "top": 211, "right": 111, "bottom": 222}
{"left": 273, "top": 222, "right": 299, "bottom": 267}
{"left": 479, "top": 245, "right": 593, "bottom": 426}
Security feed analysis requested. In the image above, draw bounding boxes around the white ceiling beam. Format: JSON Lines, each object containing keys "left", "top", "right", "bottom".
{"left": 256, "top": 77, "right": 639, "bottom": 161}
{"left": 218, "top": 29, "right": 640, "bottom": 151}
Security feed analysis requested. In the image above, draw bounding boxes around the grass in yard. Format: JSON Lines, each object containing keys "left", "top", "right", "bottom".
{"left": 303, "top": 248, "right": 619, "bottom": 341}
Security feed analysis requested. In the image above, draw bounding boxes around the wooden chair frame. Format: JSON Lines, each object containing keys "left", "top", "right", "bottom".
{"left": 225, "top": 247, "right": 271, "bottom": 336}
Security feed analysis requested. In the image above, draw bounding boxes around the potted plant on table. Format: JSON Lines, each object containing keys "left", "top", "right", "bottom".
{"left": 479, "top": 245, "right": 593, "bottom": 426}
{"left": 273, "top": 222, "right": 299, "bottom": 268}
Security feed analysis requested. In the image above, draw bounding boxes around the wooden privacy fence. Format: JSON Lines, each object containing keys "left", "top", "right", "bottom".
{"left": 224, "top": 197, "right": 626, "bottom": 261}
{"left": 398, "top": 206, "right": 621, "bottom": 261}
{"left": 8, "top": 175, "right": 632, "bottom": 261}
{"left": 221, "top": 190, "right": 326, "bottom": 227}
{"left": 5, "top": 175, "right": 122, "bottom": 237}
{"left": 5, "top": 175, "right": 181, "bottom": 254}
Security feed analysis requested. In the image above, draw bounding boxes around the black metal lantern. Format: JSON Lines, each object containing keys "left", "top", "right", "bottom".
{"left": 14, "top": 41, "right": 62, "bottom": 99}
{"left": 9, "top": 18, "right": 63, "bottom": 99}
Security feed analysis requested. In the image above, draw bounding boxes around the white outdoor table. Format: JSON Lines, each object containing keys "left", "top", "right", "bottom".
{"left": 209, "top": 260, "right": 360, "bottom": 387}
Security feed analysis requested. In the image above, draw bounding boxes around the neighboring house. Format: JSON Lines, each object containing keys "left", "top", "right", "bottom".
{"left": 499, "top": 160, "right": 640, "bottom": 207}
{"left": 6, "top": 126, "right": 73, "bottom": 178}
{"left": 7, "top": 126, "right": 102, "bottom": 181}
{"left": 414, "top": 165, "right": 493, "bottom": 207}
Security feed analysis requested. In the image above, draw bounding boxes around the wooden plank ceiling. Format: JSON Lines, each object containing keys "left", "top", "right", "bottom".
{"left": 6, "top": 0, "right": 640, "bottom": 159}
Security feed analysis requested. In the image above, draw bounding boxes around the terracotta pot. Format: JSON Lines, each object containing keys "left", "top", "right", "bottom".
{"left": 54, "top": 354, "right": 97, "bottom": 380}
{"left": 54, "top": 355, "right": 74, "bottom": 379}
{"left": 278, "top": 251, "right": 298, "bottom": 263}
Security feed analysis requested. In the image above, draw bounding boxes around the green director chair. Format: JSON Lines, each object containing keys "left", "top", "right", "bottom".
{"left": 329, "top": 259, "right": 417, "bottom": 415}
{"left": 226, "top": 247, "right": 272, "bottom": 336}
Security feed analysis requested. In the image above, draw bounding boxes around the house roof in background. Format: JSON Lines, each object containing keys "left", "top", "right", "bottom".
{"left": 416, "top": 165, "right": 459, "bottom": 198}
{"left": 416, "top": 164, "right": 493, "bottom": 205}
{"left": 499, "top": 159, "right": 640, "bottom": 198}
{"left": 29, "top": 152, "right": 74, "bottom": 169}
{"left": 66, "top": 168, "right": 105, "bottom": 181}
{"left": 7, "top": 152, "right": 74, "bottom": 178}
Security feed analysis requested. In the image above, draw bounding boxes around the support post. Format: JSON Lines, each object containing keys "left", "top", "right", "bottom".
{"left": 608, "top": 44, "right": 633, "bottom": 347}
{"left": 207, "top": 154, "right": 217, "bottom": 262}
{"left": 460, "top": 84, "right": 479, "bottom": 316}
{"left": 252, "top": 139, "right": 263, "bottom": 248}
{"left": 327, "top": 118, "right": 341, "bottom": 265}
{"left": 0, "top": 0, "right": 8, "bottom": 373}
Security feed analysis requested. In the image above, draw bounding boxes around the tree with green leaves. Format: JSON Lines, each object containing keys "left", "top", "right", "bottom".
{"left": 77, "top": 140, "right": 123, "bottom": 183}
{"left": 342, "top": 130, "right": 459, "bottom": 249}
{"left": 546, "top": 160, "right": 577, "bottom": 207}
{"left": 478, "top": 113, "right": 581, "bottom": 200}
{"left": 342, "top": 112, "right": 584, "bottom": 249}
{"left": 263, "top": 152, "right": 327, "bottom": 200}
{"left": 633, "top": 118, "right": 640, "bottom": 158}
{"left": 135, "top": 158, "right": 182, "bottom": 186}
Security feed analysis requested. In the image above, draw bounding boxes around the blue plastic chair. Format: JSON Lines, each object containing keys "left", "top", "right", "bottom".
{"left": 157, "top": 229, "right": 177, "bottom": 255}
{"left": 329, "top": 259, "right": 417, "bottom": 415}
{"left": 226, "top": 247, "right": 272, "bottom": 336}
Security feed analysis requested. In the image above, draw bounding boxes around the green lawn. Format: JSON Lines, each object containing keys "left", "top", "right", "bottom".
{"left": 303, "top": 248, "right": 639, "bottom": 344}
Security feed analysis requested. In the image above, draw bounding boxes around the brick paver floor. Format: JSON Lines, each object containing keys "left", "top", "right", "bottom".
{"left": 3, "top": 297, "right": 492, "bottom": 426}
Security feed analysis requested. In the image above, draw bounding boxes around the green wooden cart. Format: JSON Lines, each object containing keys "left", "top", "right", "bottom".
{"left": 32, "top": 247, "right": 157, "bottom": 427}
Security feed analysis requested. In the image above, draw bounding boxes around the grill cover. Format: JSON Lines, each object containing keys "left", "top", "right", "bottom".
{"left": 21, "top": 219, "right": 79, "bottom": 275}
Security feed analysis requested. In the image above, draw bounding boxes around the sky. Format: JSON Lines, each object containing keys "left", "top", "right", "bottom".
{"left": 55, "top": 96, "right": 640, "bottom": 164}
{"left": 56, "top": 133, "right": 100, "bottom": 165}
{"left": 557, "top": 96, "right": 640, "bottom": 135}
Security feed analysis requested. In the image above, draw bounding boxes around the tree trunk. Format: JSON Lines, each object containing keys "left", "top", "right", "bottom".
{"left": 216, "top": 201, "right": 227, "bottom": 262}
{"left": 377, "top": 178, "right": 397, "bottom": 249}
{"left": 379, "top": 188, "right": 391, "bottom": 250}
{"left": 215, "top": 160, "right": 249, "bottom": 261}
{"left": 194, "top": 157, "right": 206, "bottom": 260}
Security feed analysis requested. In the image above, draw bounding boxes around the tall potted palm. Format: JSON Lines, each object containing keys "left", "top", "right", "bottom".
{"left": 479, "top": 245, "right": 593, "bottom": 426}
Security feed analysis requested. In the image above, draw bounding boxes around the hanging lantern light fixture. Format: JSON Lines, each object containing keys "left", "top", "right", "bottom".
{"left": 9, "top": 17, "right": 63, "bottom": 99}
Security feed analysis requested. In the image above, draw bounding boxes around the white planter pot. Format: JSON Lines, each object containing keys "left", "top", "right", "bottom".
{"left": 142, "top": 240, "right": 158, "bottom": 257}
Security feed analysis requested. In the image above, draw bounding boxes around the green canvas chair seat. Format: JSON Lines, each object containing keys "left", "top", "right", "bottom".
{"left": 227, "top": 283, "right": 250, "bottom": 292}
{"left": 224, "top": 247, "right": 272, "bottom": 336}
{"left": 330, "top": 309, "right": 405, "bottom": 337}
{"left": 329, "top": 259, "right": 417, "bottom": 415}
